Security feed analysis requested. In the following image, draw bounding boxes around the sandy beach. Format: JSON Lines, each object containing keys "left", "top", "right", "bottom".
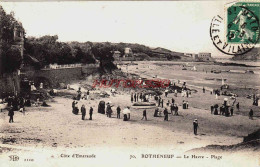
{"left": 0, "top": 61, "right": 259, "bottom": 167}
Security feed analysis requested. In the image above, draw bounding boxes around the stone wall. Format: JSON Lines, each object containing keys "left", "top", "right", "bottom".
{"left": 23, "top": 65, "right": 99, "bottom": 87}
{"left": 81, "top": 65, "right": 99, "bottom": 75}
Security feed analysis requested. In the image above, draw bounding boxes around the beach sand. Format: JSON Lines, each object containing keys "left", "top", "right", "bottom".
{"left": 0, "top": 61, "right": 259, "bottom": 167}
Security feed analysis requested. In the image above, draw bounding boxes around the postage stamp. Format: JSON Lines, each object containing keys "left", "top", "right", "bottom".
{"left": 226, "top": 2, "right": 260, "bottom": 45}
{"left": 210, "top": 1, "right": 260, "bottom": 55}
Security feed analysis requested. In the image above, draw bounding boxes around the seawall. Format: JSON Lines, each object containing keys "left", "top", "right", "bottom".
{"left": 23, "top": 65, "right": 99, "bottom": 88}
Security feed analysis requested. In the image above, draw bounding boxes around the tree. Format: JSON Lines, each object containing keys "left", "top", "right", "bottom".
{"left": 25, "top": 35, "right": 97, "bottom": 66}
{"left": 2, "top": 45, "right": 22, "bottom": 73}
{"left": 91, "top": 42, "right": 115, "bottom": 69}
{"left": 0, "top": 6, "right": 24, "bottom": 74}
{"left": 69, "top": 41, "right": 96, "bottom": 64}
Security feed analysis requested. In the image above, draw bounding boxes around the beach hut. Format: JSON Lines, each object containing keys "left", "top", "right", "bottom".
{"left": 98, "top": 101, "right": 105, "bottom": 114}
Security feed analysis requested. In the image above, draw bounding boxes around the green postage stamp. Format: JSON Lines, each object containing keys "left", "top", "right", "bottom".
{"left": 226, "top": 1, "right": 260, "bottom": 45}
{"left": 210, "top": 1, "right": 259, "bottom": 55}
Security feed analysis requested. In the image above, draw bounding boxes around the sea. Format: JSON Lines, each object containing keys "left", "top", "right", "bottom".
{"left": 215, "top": 58, "right": 260, "bottom": 67}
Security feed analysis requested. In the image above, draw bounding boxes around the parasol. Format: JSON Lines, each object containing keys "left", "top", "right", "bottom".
{"left": 123, "top": 108, "right": 131, "bottom": 114}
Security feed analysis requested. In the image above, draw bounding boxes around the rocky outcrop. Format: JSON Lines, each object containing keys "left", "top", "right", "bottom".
{"left": 231, "top": 47, "right": 260, "bottom": 60}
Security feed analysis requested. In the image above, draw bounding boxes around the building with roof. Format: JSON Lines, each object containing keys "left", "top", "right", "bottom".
{"left": 198, "top": 52, "right": 211, "bottom": 61}
{"left": 10, "top": 11, "right": 25, "bottom": 60}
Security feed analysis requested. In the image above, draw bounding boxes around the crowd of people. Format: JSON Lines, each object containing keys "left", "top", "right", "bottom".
{"left": 71, "top": 85, "right": 189, "bottom": 127}
{"left": 72, "top": 100, "right": 93, "bottom": 120}
{"left": 130, "top": 92, "right": 153, "bottom": 103}
{"left": 2, "top": 76, "right": 257, "bottom": 139}
{"left": 1, "top": 81, "right": 52, "bottom": 123}
{"left": 1, "top": 95, "right": 27, "bottom": 123}
{"left": 209, "top": 88, "right": 256, "bottom": 119}
{"left": 0, "top": 94, "right": 44, "bottom": 123}
{"left": 75, "top": 87, "right": 90, "bottom": 101}
{"left": 210, "top": 101, "right": 237, "bottom": 117}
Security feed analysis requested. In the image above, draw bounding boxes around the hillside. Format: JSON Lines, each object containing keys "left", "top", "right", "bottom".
{"left": 231, "top": 47, "right": 260, "bottom": 61}
{"left": 108, "top": 42, "right": 186, "bottom": 60}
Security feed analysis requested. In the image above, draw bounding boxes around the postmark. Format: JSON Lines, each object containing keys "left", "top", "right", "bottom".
{"left": 210, "top": 1, "right": 260, "bottom": 55}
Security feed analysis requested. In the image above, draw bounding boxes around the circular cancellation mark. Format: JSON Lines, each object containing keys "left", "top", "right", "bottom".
{"left": 210, "top": 5, "right": 260, "bottom": 55}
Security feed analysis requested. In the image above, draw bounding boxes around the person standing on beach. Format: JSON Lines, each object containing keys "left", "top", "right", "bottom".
{"left": 127, "top": 106, "right": 131, "bottom": 120}
{"left": 174, "top": 104, "right": 179, "bottom": 116}
{"left": 214, "top": 106, "right": 218, "bottom": 115}
{"left": 183, "top": 100, "right": 186, "bottom": 109}
{"left": 249, "top": 109, "right": 253, "bottom": 119}
{"left": 236, "top": 102, "right": 240, "bottom": 111}
{"left": 123, "top": 107, "right": 130, "bottom": 121}
{"left": 181, "top": 90, "right": 184, "bottom": 97}
{"left": 165, "top": 89, "right": 168, "bottom": 97}
{"left": 89, "top": 107, "right": 93, "bottom": 120}
{"left": 170, "top": 103, "right": 174, "bottom": 115}
{"left": 161, "top": 99, "right": 164, "bottom": 108}
{"left": 117, "top": 106, "right": 121, "bottom": 119}
{"left": 19, "top": 97, "right": 25, "bottom": 112}
{"left": 109, "top": 106, "right": 112, "bottom": 118}
{"left": 166, "top": 100, "right": 170, "bottom": 106}
{"left": 211, "top": 105, "right": 214, "bottom": 114}
{"left": 171, "top": 98, "right": 175, "bottom": 104}
{"left": 203, "top": 87, "right": 205, "bottom": 93}
{"left": 86, "top": 90, "right": 90, "bottom": 100}
{"left": 174, "top": 89, "right": 177, "bottom": 97}
{"left": 141, "top": 109, "right": 147, "bottom": 121}
{"left": 72, "top": 101, "right": 75, "bottom": 113}
{"left": 8, "top": 107, "right": 14, "bottom": 123}
{"left": 219, "top": 106, "right": 223, "bottom": 115}
{"left": 163, "top": 108, "right": 168, "bottom": 121}
{"left": 81, "top": 105, "right": 86, "bottom": 120}
{"left": 106, "top": 104, "right": 109, "bottom": 117}
{"left": 230, "top": 107, "right": 234, "bottom": 116}
{"left": 145, "top": 94, "right": 149, "bottom": 102}
{"left": 154, "top": 108, "right": 159, "bottom": 117}
{"left": 158, "top": 97, "right": 161, "bottom": 107}
{"left": 107, "top": 104, "right": 112, "bottom": 118}
{"left": 193, "top": 119, "right": 199, "bottom": 135}
{"left": 255, "top": 97, "right": 259, "bottom": 106}
{"left": 77, "top": 88, "right": 82, "bottom": 101}
{"left": 74, "top": 102, "right": 79, "bottom": 115}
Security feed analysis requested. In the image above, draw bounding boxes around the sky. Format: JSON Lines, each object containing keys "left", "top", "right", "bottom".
{"left": 1, "top": 1, "right": 228, "bottom": 57}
